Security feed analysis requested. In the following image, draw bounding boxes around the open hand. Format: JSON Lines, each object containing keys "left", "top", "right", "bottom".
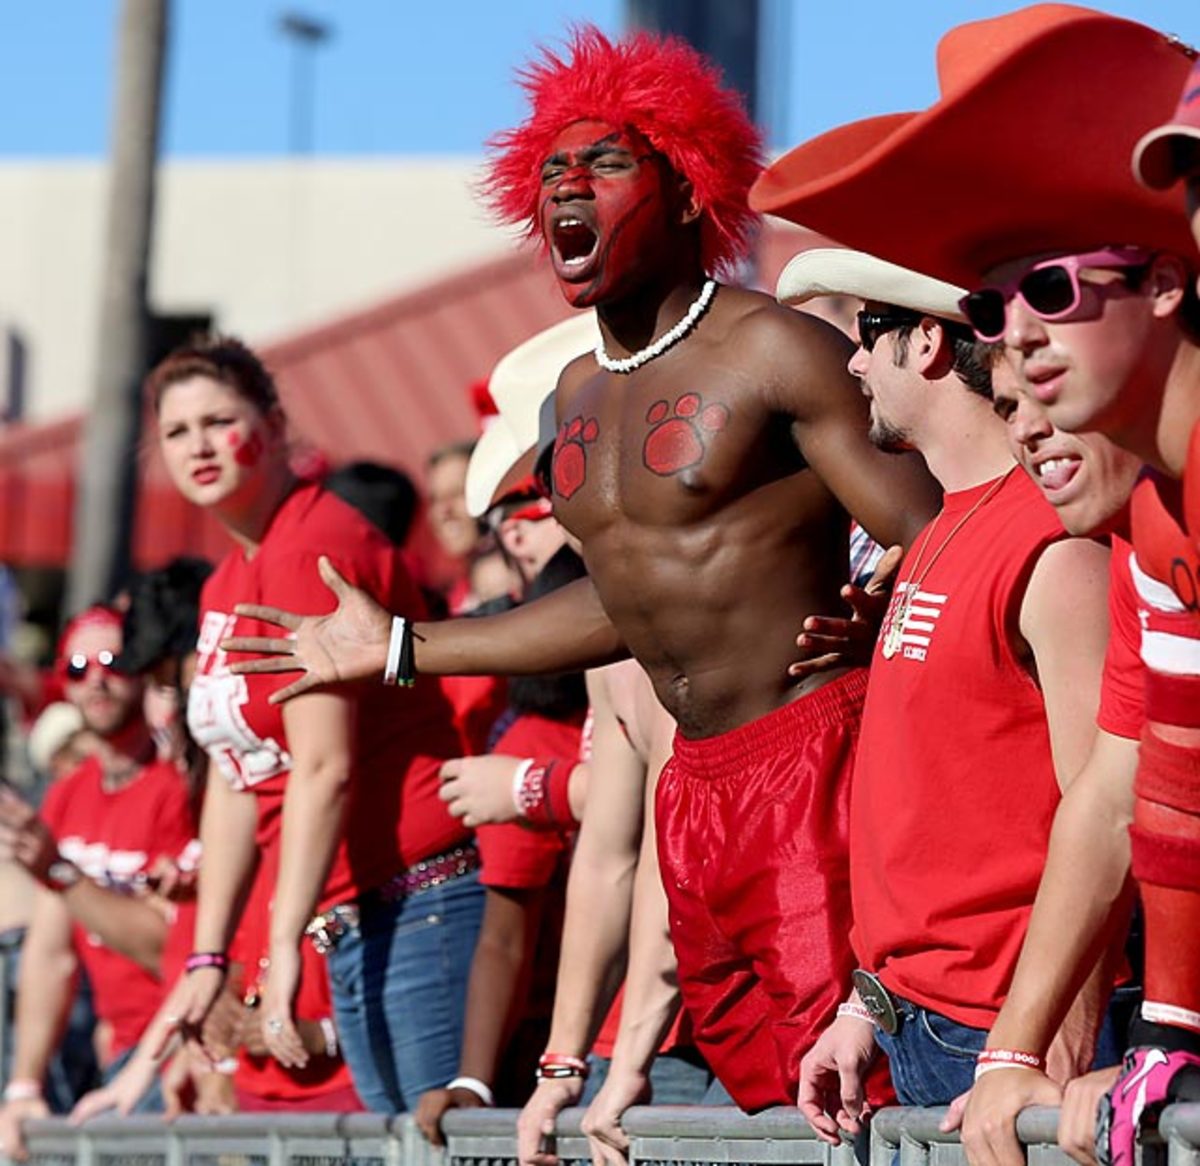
{"left": 219, "top": 556, "right": 391, "bottom": 703}
{"left": 790, "top": 545, "right": 902, "bottom": 679}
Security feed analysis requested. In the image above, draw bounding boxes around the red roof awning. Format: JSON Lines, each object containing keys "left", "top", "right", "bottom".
{"left": 0, "top": 248, "right": 572, "bottom": 569}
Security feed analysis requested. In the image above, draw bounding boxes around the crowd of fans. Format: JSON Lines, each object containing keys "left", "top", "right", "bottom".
{"left": 2, "top": 8, "right": 1200, "bottom": 1166}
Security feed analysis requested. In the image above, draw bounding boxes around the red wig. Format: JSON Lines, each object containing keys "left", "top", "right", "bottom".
{"left": 483, "top": 25, "right": 763, "bottom": 278}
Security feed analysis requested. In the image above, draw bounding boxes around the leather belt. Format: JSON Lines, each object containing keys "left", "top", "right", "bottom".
{"left": 852, "top": 968, "right": 901, "bottom": 1035}
{"left": 304, "top": 842, "right": 480, "bottom": 955}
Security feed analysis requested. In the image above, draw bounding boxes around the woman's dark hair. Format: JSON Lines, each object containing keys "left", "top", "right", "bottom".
{"left": 500, "top": 545, "right": 590, "bottom": 721}
{"left": 325, "top": 461, "right": 419, "bottom": 547}
{"left": 146, "top": 335, "right": 280, "bottom": 415}
{"left": 115, "top": 557, "right": 213, "bottom": 676}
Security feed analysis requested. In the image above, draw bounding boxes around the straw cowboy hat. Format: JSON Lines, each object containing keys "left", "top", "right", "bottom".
{"left": 464, "top": 313, "right": 600, "bottom": 517}
{"left": 750, "top": 4, "right": 1197, "bottom": 288}
{"left": 777, "top": 248, "right": 968, "bottom": 320}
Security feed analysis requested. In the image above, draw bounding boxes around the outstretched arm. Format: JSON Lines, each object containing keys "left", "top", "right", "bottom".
{"left": 222, "top": 559, "right": 626, "bottom": 702}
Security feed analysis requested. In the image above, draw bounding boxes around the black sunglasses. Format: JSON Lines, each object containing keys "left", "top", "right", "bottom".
{"left": 857, "top": 309, "right": 922, "bottom": 353}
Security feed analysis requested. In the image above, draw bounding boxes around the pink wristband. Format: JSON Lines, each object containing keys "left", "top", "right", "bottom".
{"left": 185, "top": 951, "right": 229, "bottom": 974}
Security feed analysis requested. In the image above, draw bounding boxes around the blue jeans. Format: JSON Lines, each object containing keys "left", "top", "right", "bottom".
{"left": 583, "top": 1049, "right": 713, "bottom": 1106}
{"left": 873, "top": 1000, "right": 987, "bottom": 1106}
{"left": 325, "top": 870, "right": 484, "bottom": 1113}
{"left": 874, "top": 995, "right": 1125, "bottom": 1107}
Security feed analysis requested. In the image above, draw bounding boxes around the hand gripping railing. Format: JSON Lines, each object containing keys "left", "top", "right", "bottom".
{"left": 4, "top": 1103, "right": 1200, "bottom": 1166}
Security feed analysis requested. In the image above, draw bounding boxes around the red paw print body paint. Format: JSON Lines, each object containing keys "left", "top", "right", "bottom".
{"left": 553, "top": 415, "right": 600, "bottom": 500}
{"left": 643, "top": 393, "right": 728, "bottom": 476}
{"left": 228, "top": 430, "right": 265, "bottom": 468}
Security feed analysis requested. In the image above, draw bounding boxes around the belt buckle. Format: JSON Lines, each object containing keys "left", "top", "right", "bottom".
{"left": 304, "top": 904, "right": 358, "bottom": 955}
{"left": 852, "top": 968, "right": 899, "bottom": 1035}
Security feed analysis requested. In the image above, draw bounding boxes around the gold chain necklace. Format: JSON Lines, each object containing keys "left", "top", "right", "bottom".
{"left": 881, "top": 466, "right": 1016, "bottom": 660}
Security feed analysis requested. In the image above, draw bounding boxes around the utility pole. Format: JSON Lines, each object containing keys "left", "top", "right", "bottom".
{"left": 279, "top": 11, "right": 332, "bottom": 155}
{"left": 66, "top": 0, "right": 167, "bottom": 613}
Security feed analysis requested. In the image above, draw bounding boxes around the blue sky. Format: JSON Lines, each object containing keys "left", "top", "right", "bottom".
{"left": 1, "top": 0, "right": 1197, "bottom": 157}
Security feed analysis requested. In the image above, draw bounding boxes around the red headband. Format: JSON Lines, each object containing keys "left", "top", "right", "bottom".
{"left": 483, "top": 24, "right": 763, "bottom": 278}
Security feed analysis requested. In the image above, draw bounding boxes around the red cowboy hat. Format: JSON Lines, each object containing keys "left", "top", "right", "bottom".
{"left": 750, "top": 4, "right": 1197, "bottom": 288}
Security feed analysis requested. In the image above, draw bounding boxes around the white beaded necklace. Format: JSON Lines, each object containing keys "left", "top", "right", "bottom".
{"left": 594, "top": 279, "right": 718, "bottom": 375}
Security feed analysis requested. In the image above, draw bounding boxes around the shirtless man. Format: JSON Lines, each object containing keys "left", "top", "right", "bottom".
{"left": 224, "top": 25, "right": 938, "bottom": 1109}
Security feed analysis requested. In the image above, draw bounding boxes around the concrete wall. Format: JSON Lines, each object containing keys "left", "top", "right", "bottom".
{"left": 0, "top": 158, "right": 518, "bottom": 420}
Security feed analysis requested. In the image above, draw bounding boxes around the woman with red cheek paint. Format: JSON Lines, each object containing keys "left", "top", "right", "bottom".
{"left": 150, "top": 335, "right": 482, "bottom": 1114}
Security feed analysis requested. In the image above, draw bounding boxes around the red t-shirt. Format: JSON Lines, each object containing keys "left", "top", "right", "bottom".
{"left": 476, "top": 713, "right": 582, "bottom": 891}
{"left": 851, "top": 469, "right": 1068, "bottom": 1028}
{"left": 187, "top": 483, "right": 469, "bottom": 913}
{"left": 231, "top": 810, "right": 361, "bottom": 1106}
{"left": 1097, "top": 537, "right": 1146, "bottom": 741}
{"left": 40, "top": 756, "right": 196, "bottom": 1056}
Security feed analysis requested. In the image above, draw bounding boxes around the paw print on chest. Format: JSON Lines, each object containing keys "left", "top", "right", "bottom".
{"left": 553, "top": 415, "right": 600, "bottom": 500}
{"left": 642, "top": 393, "right": 730, "bottom": 477}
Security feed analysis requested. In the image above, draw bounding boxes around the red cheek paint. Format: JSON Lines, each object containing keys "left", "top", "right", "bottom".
{"left": 233, "top": 431, "right": 264, "bottom": 467}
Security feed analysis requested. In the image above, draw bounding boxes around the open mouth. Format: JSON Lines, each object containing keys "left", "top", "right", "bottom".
{"left": 552, "top": 218, "right": 598, "bottom": 271}
{"left": 1034, "top": 455, "right": 1081, "bottom": 494}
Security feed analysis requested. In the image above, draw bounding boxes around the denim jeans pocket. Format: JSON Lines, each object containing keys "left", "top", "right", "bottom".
{"left": 918, "top": 1008, "right": 987, "bottom": 1059}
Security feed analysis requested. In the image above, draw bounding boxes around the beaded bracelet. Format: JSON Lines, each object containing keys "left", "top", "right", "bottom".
{"left": 185, "top": 951, "right": 230, "bottom": 975}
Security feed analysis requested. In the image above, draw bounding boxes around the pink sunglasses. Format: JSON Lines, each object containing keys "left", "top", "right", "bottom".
{"left": 959, "top": 246, "right": 1154, "bottom": 341}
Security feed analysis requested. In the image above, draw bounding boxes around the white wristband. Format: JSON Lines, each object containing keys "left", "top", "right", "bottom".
{"left": 447, "top": 1075, "right": 494, "bottom": 1106}
{"left": 974, "top": 1061, "right": 1032, "bottom": 1081}
{"left": 836, "top": 1002, "right": 874, "bottom": 1025}
{"left": 510, "top": 759, "right": 535, "bottom": 815}
{"left": 383, "top": 617, "right": 406, "bottom": 686}
{"left": 3, "top": 1079, "right": 42, "bottom": 1103}
{"left": 319, "top": 1016, "right": 339, "bottom": 1058}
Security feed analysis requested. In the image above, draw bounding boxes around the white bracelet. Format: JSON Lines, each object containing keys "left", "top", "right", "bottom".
{"left": 974, "top": 1061, "right": 1032, "bottom": 1081}
{"left": 836, "top": 1002, "right": 875, "bottom": 1025}
{"left": 319, "top": 1016, "right": 339, "bottom": 1058}
{"left": 510, "top": 759, "right": 535, "bottom": 815}
{"left": 3, "top": 1079, "right": 42, "bottom": 1103}
{"left": 383, "top": 617, "right": 406, "bottom": 686}
{"left": 447, "top": 1075, "right": 494, "bottom": 1106}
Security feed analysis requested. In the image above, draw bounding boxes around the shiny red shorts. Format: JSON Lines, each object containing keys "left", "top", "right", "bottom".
{"left": 656, "top": 669, "right": 867, "bottom": 1111}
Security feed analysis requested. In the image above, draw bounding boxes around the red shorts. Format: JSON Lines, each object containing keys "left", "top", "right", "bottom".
{"left": 655, "top": 670, "right": 867, "bottom": 1111}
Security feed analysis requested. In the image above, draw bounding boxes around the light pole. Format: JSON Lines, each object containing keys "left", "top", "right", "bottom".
{"left": 278, "top": 11, "right": 332, "bottom": 155}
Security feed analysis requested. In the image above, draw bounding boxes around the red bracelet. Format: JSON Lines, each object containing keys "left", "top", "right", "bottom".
{"left": 536, "top": 1051, "right": 590, "bottom": 1081}
{"left": 976, "top": 1048, "right": 1045, "bottom": 1071}
{"left": 185, "top": 951, "right": 230, "bottom": 975}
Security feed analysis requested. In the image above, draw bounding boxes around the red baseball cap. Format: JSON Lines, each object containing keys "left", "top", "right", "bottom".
{"left": 1134, "top": 57, "right": 1200, "bottom": 190}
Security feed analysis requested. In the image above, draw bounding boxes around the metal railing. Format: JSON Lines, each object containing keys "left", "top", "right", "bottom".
{"left": 4, "top": 1104, "right": 1197, "bottom": 1166}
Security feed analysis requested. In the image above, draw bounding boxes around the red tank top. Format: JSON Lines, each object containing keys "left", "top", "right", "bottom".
{"left": 851, "top": 469, "right": 1067, "bottom": 1028}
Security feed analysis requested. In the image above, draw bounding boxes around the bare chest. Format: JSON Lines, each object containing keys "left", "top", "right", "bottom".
{"left": 550, "top": 373, "right": 791, "bottom": 534}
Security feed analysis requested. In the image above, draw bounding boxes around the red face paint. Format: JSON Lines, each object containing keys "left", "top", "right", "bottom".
{"left": 539, "top": 120, "right": 669, "bottom": 308}
{"left": 233, "top": 430, "right": 264, "bottom": 468}
{"left": 643, "top": 393, "right": 728, "bottom": 476}
{"left": 552, "top": 414, "right": 600, "bottom": 500}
